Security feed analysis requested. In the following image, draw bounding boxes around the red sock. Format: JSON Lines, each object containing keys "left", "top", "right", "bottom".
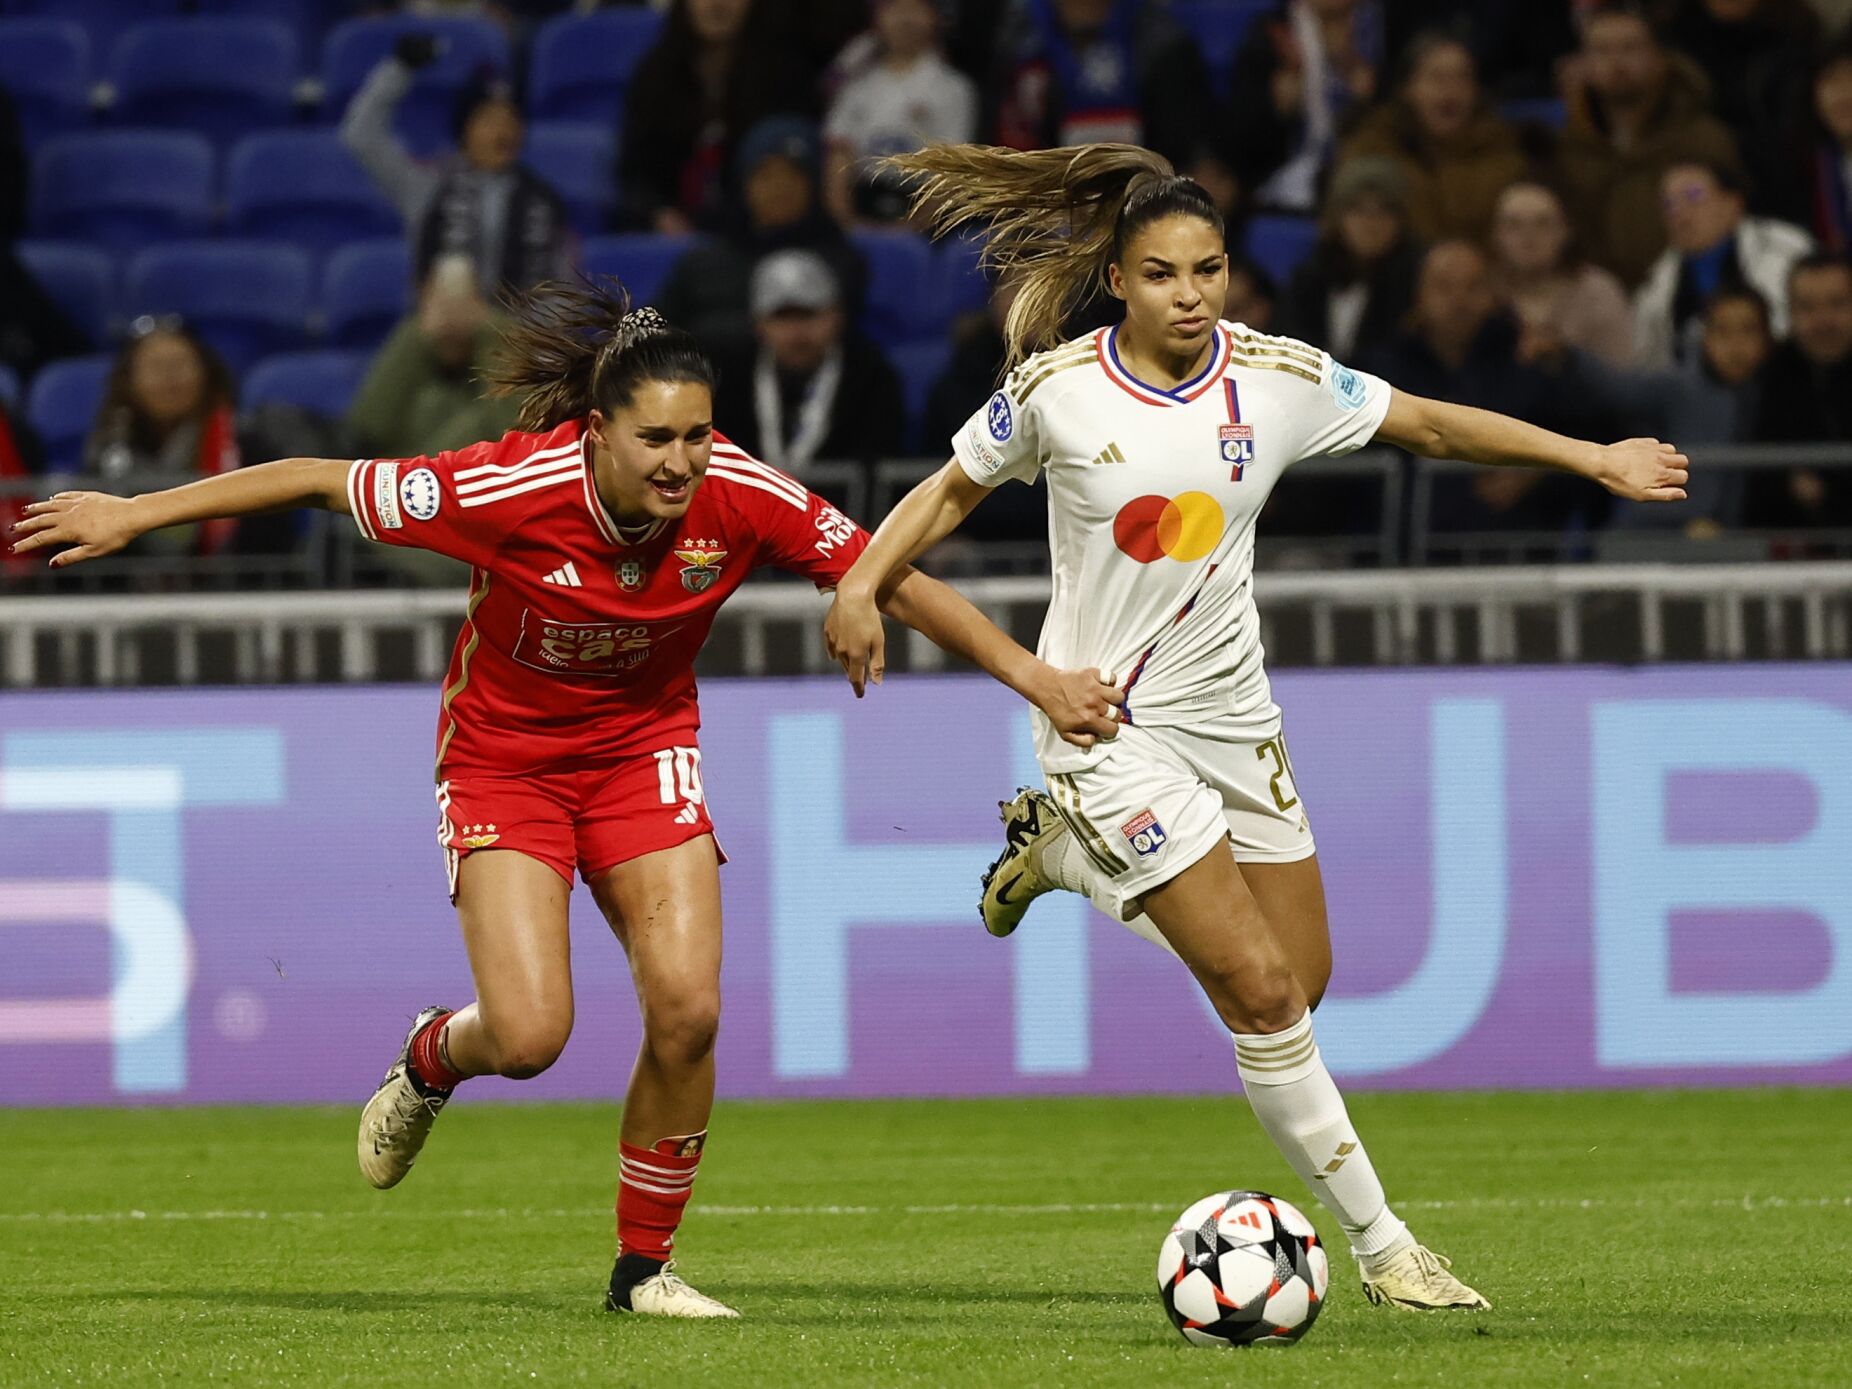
{"left": 408, "top": 1012, "right": 464, "bottom": 1091}
{"left": 617, "top": 1132, "right": 705, "bottom": 1260}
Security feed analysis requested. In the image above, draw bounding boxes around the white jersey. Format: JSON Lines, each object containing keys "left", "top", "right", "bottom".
{"left": 952, "top": 321, "right": 1391, "bottom": 773}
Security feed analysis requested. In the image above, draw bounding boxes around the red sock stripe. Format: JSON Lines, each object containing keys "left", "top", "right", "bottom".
{"left": 408, "top": 1012, "right": 464, "bottom": 1090}
{"left": 617, "top": 1140, "right": 702, "bottom": 1259}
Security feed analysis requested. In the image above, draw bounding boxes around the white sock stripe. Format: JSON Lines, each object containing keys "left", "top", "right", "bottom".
{"left": 620, "top": 1176, "right": 699, "bottom": 1197}
{"left": 1235, "top": 1031, "right": 1318, "bottom": 1061}
{"left": 619, "top": 1159, "right": 700, "bottom": 1183}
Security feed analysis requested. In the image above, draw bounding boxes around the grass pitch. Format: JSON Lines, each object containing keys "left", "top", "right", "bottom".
{"left": 3, "top": 1091, "right": 1848, "bottom": 1388}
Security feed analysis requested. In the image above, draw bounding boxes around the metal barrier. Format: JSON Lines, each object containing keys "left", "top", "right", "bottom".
{"left": 5, "top": 562, "right": 1851, "bottom": 688}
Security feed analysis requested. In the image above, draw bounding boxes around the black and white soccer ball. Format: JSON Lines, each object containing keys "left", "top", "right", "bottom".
{"left": 1156, "top": 1189, "right": 1329, "bottom": 1346}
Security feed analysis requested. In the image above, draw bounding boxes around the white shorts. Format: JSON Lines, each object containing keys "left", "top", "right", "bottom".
{"left": 1042, "top": 716, "right": 1314, "bottom": 918}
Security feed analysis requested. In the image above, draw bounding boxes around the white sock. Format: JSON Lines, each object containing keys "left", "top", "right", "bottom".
{"left": 1232, "top": 1013, "right": 1411, "bottom": 1261}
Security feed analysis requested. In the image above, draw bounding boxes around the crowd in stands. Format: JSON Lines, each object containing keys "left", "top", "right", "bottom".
{"left": 3, "top": 0, "right": 1852, "bottom": 582}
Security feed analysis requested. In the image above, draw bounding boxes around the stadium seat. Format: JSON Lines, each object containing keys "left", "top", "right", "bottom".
{"left": 242, "top": 349, "right": 372, "bottom": 419}
{"left": 321, "top": 15, "right": 511, "bottom": 158}
{"left": 886, "top": 338, "right": 954, "bottom": 453}
{"left": 525, "top": 122, "right": 617, "bottom": 237}
{"left": 226, "top": 131, "right": 402, "bottom": 258}
{"left": 1244, "top": 214, "right": 1320, "bottom": 287}
{"left": 24, "top": 353, "right": 114, "bottom": 472}
{"left": 125, "top": 242, "right": 314, "bottom": 373}
{"left": 109, "top": 18, "right": 299, "bottom": 147}
{"left": 849, "top": 229, "right": 937, "bottom": 347}
{"left": 0, "top": 0, "right": 186, "bottom": 55}
{"left": 529, "top": 8, "right": 664, "bottom": 125}
{"left": 0, "top": 364, "right": 19, "bottom": 412}
{"left": 193, "top": 0, "right": 335, "bottom": 55}
{"left": 321, "top": 239, "right": 412, "bottom": 350}
{"left": 0, "top": 20, "right": 91, "bottom": 149}
{"left": 932, "top": 232, "right": 994, "bottom": 324}
{"left": 1171, "top": 0, "right": 1272, "bottom": 92}
{"left": 578, "top": 233, "right": 692, "bottom": 308}
{"left": 29, "top": 130, "right": 214, "bottom": 254}
{"left": 15, "top": 242, "right": 115, "bottom": 347}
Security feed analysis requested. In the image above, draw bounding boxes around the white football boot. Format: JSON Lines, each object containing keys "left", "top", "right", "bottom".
{"left": 606, "top": 1261, "right": 740, "bottom": 1319}
{"left": 978, "top": 787, "right": 1065, "bottom": 938}
{"left": 1359, "top": 1243, "right": 1491, "bottom": 1310}
{"left": 357, "top": 1005, "right": 453, "bottom": 1190}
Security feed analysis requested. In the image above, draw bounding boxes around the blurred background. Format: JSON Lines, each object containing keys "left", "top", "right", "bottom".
{"left": 2, "top": 0, "right": 1851, "bottom": 1107}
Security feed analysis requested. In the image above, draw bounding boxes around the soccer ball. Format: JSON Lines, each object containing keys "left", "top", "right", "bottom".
{"left": 1156, "top": 1189, "right": 1329, "bottom": 1346}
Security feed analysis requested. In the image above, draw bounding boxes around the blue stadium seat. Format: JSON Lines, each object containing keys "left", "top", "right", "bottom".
{"left": 109, "top": 18, "right": 299, "bottom": 147}
{"left": 0, "top": 20, "right": 91, "bottom": 149}
{"left": 226, "top": 131, "right": 402, "bottom": 257}
{"left": 0, "top": 0, "right": 186, "bottom": 56}
{"left": 0, "top": 364, "right": 19, "bottom": 412}
{"left": 849, "top": 230, "right": 937, "bottom": 346}
{"left": 1171, "top": 1, "right": 1273, "bottom": 90}
{"left": 321, "top": 16, "right": 510, "bottom": 158}
{"left": 14, "top": 241, "right": 114, "bottom": 347}
{"left": 1244, "top": 214, "right": 1320, "bottom": 286}
{"left": 529, "top": 8, "right": 663, "bottom": 126}
{"left": 242, "top": 349, "right": 372, "bottom": 418}
{"left": 579, "top": 233, "right": 692, "bottom": 308}
{"left": 29, "top": 130, "right": 214, "bottom": 255}
{"left": 321, "top": 239, "right": 412, "bottom": 350}
{"left": 932, "top": 232, "right": 993, "bottom": 323}
{"left": 125, "top": 242, "right": 314, "bottom": 373}
{"left": 193, "top": 0, "right": 335, "bottom": 55}
{"left": 525, "top": 122, "right": 616, "bottom": 237}
{"left": 886, "top": 338, "right": 954, "bottom": 453}
{"left": 25, "top": 353, "right": 114, "bottom": 472}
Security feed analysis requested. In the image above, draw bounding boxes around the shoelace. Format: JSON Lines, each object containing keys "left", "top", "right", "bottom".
{"left": 380, "top": 1081, "right": 445, "bottom": 1145}
{"left": 652, "top": 1264, "right": 723, "bottom": 1308}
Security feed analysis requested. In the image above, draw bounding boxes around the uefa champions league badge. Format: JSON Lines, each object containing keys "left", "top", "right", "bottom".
{"left": 1218, "top": 424, "right": 1255, "bottom": 481}
{"left": 1121, "top": 808, "right": 1168, "bottom": 858}
{"left": 400, "top": 467, "right": 441, "bottom": 521}
{"left": 986, "top": 391, "right": 1014, "bottom": 442}
{"left": 1329, "top": 364, "right": 1369, "bottom": 411}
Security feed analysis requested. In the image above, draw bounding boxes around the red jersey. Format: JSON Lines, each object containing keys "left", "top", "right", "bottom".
{"left": 346, "top": 422, "right": 868, "bottom": 778}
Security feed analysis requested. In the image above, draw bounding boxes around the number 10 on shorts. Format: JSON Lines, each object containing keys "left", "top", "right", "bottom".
{"left": 653, "top": 747, "right": 705, "bottom": 805}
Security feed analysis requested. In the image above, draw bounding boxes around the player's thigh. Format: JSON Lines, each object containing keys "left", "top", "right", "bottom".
{"left": 452, "top": 848, "right": 576, "bottom": 1042}
{"left": 1236, "top": 854, "right": 1332, "bottom": 1009}
{"left": 588, "top": 834, "right": 724, "bottom": 1048}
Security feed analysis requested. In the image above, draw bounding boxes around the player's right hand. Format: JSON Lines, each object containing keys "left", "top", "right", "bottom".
{"left": 1036, "top": 666, "right": 1125, "bottom": 749}
{"left": 9, "top": 491, "right": 143, "bottom": 566}
{"left": 823, "top": 589, "right": 886, "bottom": 697}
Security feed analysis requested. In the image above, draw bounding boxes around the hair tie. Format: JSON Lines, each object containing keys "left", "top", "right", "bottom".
{"left": 613, "top": 306, "right": 667, "bottom": 354}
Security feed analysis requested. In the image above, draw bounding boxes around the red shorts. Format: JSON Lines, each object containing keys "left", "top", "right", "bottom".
{"left": 434, "top": 744, "right": 719, "bottom": 898}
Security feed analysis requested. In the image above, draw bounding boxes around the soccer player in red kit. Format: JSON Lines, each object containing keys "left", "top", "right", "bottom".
{"left": 12, "top": 281, "right": 1125, "bottom": 1317}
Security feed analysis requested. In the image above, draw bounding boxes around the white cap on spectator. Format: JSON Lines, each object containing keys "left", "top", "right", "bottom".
{"left": 751, "top": 250, "right": 840, "bottom": 318}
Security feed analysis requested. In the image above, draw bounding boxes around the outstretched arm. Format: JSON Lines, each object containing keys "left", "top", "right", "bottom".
{"left": 1375, "top": 389, "right": 1689, "bottom": 502}
{"left": 9, "top": 458, "right": 353, "bottom": 567}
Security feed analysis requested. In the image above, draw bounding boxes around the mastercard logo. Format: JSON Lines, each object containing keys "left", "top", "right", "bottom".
{"left": 1112, "top": 492, "right": 1225, "bottom": 563}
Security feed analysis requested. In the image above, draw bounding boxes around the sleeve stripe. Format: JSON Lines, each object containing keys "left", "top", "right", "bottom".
{"left": 705, "top": 466, "right": 807, "bottom": 510}
{"left": 708, "top": 454, "right": 807, "bottom": 506}
{"left": 347, "top": 459, "right": 378, "bottom": 541}
{"left": 453, "top": 440, "right": 580, "bottom": 482}
{"left": 456, "top": 468, "right": 580, "bottom": 509}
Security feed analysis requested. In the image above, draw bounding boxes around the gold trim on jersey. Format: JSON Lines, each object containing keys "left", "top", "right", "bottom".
{"left": 1227, "top": 331, "right": 1323, "bottom": 384}
{"left": 434, "top": 569, "right": 490, "bottom": 780}
{"left": 1008, "top": 339, "right": 1096, "bottom": 403}
{"left": 1047, "top": 773, "right": 1124, "bottom": 876}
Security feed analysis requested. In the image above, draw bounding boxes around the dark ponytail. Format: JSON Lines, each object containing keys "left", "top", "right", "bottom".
{"left": 484, "top": 277, "right": 716, "bottom": 433}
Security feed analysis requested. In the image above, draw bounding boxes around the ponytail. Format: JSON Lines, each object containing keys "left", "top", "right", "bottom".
{"left": 485, "top": 277, "right": 715, "bottom": 433}
{"left": 878, "top": 143, "right": 1224, "bottom": 368}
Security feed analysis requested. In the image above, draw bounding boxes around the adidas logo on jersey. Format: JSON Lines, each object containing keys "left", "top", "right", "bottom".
{"left": 1090, "top": 442, "right": 1127, "bottom": 466}
{"left": 542, "top": 561, "right": 583, "bottom": 588}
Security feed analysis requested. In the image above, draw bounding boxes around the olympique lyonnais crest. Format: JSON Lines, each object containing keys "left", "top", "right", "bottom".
{"left": 1219, "top": 423, "right": 1255, "bottom": 482}
{"left": 673, "top": 540, "right": 728, "bottom": 593}
{"left": 617, "top": 559, "right": 645, "bottom": 593}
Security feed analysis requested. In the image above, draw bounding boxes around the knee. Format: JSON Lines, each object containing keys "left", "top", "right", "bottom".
{"left": 484, "top": 1014, "right": 572, "bottom": 1080}
{"left": 1211, "top": 960, "right": 1305, "bottom": 1036}
{"left": 643, "top": 990, "right": 721, "bottom": 1069}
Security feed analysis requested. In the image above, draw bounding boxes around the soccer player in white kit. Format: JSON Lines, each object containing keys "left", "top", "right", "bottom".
{"left": 824, "top": 143, "right": 1691, "bottom": 1313}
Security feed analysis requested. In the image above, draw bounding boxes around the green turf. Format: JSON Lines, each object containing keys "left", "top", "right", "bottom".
{"left": 3, "top": 1091, "right": 1849, "bottom": 1387}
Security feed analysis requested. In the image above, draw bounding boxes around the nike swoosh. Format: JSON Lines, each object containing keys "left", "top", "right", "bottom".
{"left": 992, "top": 875, "right": 1023, "bottom": 905}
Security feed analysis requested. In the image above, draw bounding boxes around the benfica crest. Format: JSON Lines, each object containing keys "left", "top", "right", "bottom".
{"left": 617, "top": 559, "right": 646, "bottom": 593}
{"left": 673, "top": 540, "right": 728, "bottom": 593}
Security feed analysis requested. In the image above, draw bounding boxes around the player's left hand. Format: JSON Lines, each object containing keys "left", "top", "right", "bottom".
{"left": 1592, "top": 438, "right": 1689, "bottom": 503}
{"left": 823, "top": 588, "right": 887, "bottom": 697}
{"left": 1034, "top": 666, "right": 1125, "bottom": 749}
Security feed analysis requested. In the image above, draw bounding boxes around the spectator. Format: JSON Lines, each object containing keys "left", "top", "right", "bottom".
{"left": 991, "top": 0, "right": 1216, "bottom": 170}
{"left": 1224, "top": 253, "right": 1279, "bottom": 332}
{"left": 1781, "top": 35, "right": 1852, "bottom": 253}
{"left": 1664, "top": 0, "right": 1818, "bottom": 159}
{"left": 1276, "top": 157, "right": 1422, "bottom": 362}
{"left": 1555, "top": 2, "right": 1741, "bottom": 287}
{"left": 1338, "top": 33, "right": 1527, "bottom": 243}
{"left": 1633, "top": 160, "right": 1812, "bottom": 366}
{"left": 1225, "top": 0, "right": 1386, "bottom": 213}
{"left": 656, "top": 117, "right": 867, "bottom": 360}
{"left": 347, "top": 256, "right": 522, "bottom": 462}
{"left": 83, "top": 318, "right": 240, "bottom": 556}
{"left": 618, "top": 0, "right": 817, "bottom": 234}
{"left": 1490, "top": 179, "right": 1636, "bottom": 368}
{"left": 1379, "top": 0, "right": 1578, "bottom": 101}
{"left": 824, "top": 0, "right": 978, "bottom": 226}
{"left": 1747, "top": 253, "right": 1852, "bottom": 529}
{"left": 711, "top": 250, "right": 905, "bottom": 474}
{"left": 341, "top": 41, "right": 571, "bottom": 298}
{"left": 1361, "top": 240, "right": 1599, "bottom": 535}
